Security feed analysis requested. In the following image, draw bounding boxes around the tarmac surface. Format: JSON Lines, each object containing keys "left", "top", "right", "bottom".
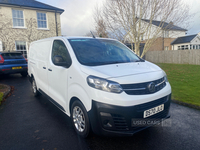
{"left": 0, "top": 74, "right": 200, "bottom": 150}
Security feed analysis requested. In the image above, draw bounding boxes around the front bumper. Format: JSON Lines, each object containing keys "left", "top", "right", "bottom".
{"left": 88, "top": 94, "right": 171, "bottom": 136}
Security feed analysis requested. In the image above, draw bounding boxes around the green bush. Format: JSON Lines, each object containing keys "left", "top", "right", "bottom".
{"left": 0, "top": 92, "right": 3, "bottom": 105}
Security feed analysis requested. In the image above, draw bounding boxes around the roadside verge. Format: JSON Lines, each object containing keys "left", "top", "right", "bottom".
{"left": 172, "top": 99, "right": 200, "bottom": 111}
{"left": 0, "top": 84, "right": 11, "bottom": 105}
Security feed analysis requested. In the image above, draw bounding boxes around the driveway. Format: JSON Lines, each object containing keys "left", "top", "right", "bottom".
{"left": 0, "top": 74, "right": 200, "bottom": 150}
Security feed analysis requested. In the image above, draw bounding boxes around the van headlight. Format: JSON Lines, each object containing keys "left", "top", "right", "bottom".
{"left": 163, "top": 71, "right": 168, "bottom": 82}
{"left": 87, "top": 75, "right": 123, "bottom": 93}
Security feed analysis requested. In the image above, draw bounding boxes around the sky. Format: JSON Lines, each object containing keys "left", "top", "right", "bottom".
{"left": 37, "top": 0, "right": 200, "bottom": 36}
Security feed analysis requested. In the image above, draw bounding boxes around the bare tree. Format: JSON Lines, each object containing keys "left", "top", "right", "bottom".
{"left": 94, "top": 0, "right": 190, "bottom": 57}
{"left": 94, "top": 6, "right": 108, "bottom": 38}
{"left": 0, "top": 13, "right": 19, "bottom": 50}
{"left": 85, "top": 31, "right": 98, "bottom": 37}
{"left": 19, "top": 18, "right": 59, "bottom": 49}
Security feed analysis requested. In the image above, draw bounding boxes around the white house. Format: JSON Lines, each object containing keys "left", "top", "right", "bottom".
{"left": 0, "top": 0, "right": 64, "bottom": 57}
{"left": 124, "top": 19, "right": 187, "bottom": 51}
{"left": 171, "top": 34, "right": 200, "bottom": 50}
{"left": 141, "top": 19, "right": 186, "bottom": 40}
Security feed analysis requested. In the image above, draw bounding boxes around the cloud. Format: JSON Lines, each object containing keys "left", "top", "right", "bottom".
{"left": 183, "top": 0, "right": 200, "bottom": 34}
{"left": 38, "top": 0, "right": 104, "bottom": 36}
{"left": 37, "top": 0, "right": 200, "bottom": 35}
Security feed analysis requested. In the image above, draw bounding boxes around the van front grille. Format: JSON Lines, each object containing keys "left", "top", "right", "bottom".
{"left": 121, "top": 77, "right": 166, "bottom": 95}
{"left": 137, "top": 96, "right": 169, "bottom": 111}
{"left": 112, "top": 114, "right": 129, "bottom": 131}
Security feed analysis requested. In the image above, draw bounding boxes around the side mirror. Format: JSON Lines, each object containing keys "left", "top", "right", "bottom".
{"left": 53, "top": 55, "right": 68, "bottom": 67}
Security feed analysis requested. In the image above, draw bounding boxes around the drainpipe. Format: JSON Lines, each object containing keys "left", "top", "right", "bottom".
{"left": 55, "top": 10, "right": 58, "bottom": 36}
{"left": 163, "top": 30, "right": 164, "bottom": 50}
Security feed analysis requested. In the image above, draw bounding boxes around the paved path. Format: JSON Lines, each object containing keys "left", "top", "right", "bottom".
{"left": 0, "top": 74, "right": 200, "bottom": 150}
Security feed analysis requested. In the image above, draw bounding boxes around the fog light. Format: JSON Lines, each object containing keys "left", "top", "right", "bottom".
{"left": 103, "top": 120, "right": 112, "bottom": 127}
{"left": 100, "top": 112, "right": 114, "bottom": 129}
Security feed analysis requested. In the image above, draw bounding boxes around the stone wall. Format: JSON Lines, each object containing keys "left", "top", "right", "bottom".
{"left": 0, "top": 6, "right": 62, "bottom": 51}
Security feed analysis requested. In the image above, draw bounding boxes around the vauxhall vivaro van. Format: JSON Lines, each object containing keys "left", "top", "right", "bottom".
{"left": 28, "top": 36, "right": 171, "bottom": 137}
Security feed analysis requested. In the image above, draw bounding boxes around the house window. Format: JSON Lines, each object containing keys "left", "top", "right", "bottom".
{"left": 37, "top": 12, "right": 47, "bottom": 28}
{"left": 193, "top": 45, "right": 195, "bottom": 49}
{"left": 181, "top": 45, "right": 184, "bottom": 50}
{"left": 15, "top": 41, "right": 27, "bottom": 58}
{"left": 185, "top": 45, "right": 188, "bottom": 49}
{"left": 165, "top": 46, "right": 169, "bottom": 50}
{"left": 178, "top": 46, "right": 180, "bottom": 50}
{"left": 190, "top": 45, "right": 192, "bottom": 49}
{"left": 12, "top": 9, "right": 24, "bottom": 27}
{"left": 164, "top": 31, "right": 169, "bottom": 38}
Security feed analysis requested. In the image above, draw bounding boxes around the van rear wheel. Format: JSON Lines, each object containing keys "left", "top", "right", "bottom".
{"left": 71, "top": 100, "right": 90, "bottom": 138}
{"left": 32, "top": 78, "right": 39, "bottom": 97}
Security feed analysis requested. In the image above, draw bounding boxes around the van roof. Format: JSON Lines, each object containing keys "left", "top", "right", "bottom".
{"left": 31, "top": 36, "right": 114, "bottom": 44}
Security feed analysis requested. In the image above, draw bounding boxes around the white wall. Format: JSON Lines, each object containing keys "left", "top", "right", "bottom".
{"left": 173, "top": 43, "right": 190, "bottom": 50}
{"left": 124, "top": 20, "right": 186, "bottom": 42}
{"left": 0, "top": 41, "right": 2, "bottom": 51}
{"left": 191, "top": 35, "right": 200, "bottom": 45}
{"left": 169, "top": 30, "right": 186, "bottom": 38}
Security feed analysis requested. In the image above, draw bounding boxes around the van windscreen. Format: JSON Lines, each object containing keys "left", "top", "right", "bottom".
{"left": 68, "top": 38, "right": 141, "bottom": 66}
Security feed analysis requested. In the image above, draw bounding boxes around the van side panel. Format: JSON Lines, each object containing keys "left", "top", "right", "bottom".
{"left": 66, "top": 64, "right": 92, "bottom": 116}
{"left": 29, "top": 40, "right": 52, "bottom": 94}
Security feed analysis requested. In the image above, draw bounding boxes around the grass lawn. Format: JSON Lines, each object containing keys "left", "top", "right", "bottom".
{"left": 157, "top": 63, "right": 200, "bottom": 107}
{"left": 0, "top": 92, "right": 3, "bottom": 105}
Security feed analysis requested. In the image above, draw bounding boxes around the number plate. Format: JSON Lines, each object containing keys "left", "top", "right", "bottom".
{"left": 12, "top": 66, "right": 22, "bottom": 70}
{"left": 144, "top": 104, "right": 164, "bottom": 118}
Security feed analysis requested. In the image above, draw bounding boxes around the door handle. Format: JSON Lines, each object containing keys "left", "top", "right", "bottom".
{"left": 48, "top": 69, "right": 52, "bottom": 71}
{"left": 43, "top": 67, "right": 46, "bottom": 69}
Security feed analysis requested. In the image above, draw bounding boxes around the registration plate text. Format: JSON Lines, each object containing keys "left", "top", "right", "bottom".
{"left": 144, "top": 104, "right": 164, "bottom": 118}
{"left": 12, "top": 66, "right": 22, "bottom": 70}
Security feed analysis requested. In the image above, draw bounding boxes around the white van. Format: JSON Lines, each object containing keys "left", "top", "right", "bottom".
{"left": 28, "top": 36, "right": 171, "bottom": 137}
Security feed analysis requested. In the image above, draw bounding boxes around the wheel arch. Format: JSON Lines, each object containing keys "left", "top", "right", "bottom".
{"left": 69, "top": 97, "right": 85, "bottom": 116}
{"left": 67, "top": 84, "right": 92, "bottom": 116}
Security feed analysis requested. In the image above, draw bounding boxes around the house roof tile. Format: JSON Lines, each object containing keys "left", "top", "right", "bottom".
{"left": 142, "top": 19, "right": 187, "bottom": 31}
{"left": 0, "top": 0, "right": 64, "bottom": 13}
{"left": 171, "top": 34, "right": 197, "bottom": 45}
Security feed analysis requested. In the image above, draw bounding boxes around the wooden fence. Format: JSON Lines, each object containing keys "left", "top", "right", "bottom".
{"left": 145, "top": 50, "right": 200, "bottom": 65}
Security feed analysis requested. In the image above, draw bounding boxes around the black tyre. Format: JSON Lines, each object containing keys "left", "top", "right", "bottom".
{"left": 71, "top": 100, "right": 90, "bottom": 138}
{"left": 21, "top": 72, "right": 28, "bottom": 77}
{"left": 32, "top": 78, "right": 39, "bottom": 97}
